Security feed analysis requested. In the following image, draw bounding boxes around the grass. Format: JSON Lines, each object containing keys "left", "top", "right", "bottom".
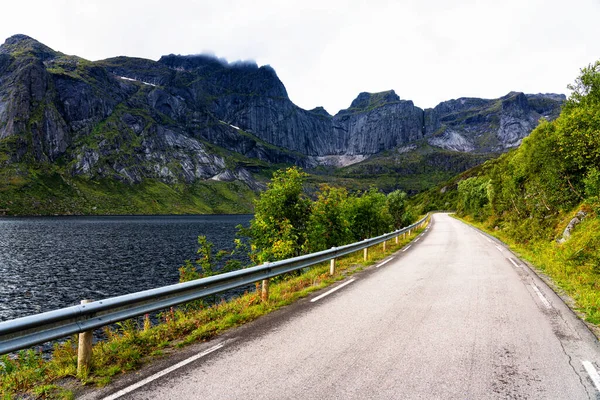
{"left": 456, "top": 213, "right": 600, "bottom": 329}
{"left": 0, "top": 222, "right": 427, "bottom": 399}
{"left": 0, "top": 170, "right": 256, "bottom": 216}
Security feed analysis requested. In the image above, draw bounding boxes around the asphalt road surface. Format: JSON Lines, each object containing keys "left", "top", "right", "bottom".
{"left": 91, "top": 213, "right": 600, "bottom": 400}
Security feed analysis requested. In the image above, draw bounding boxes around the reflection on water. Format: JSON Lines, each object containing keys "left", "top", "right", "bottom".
{"left": 0, "top": 215, "right": 251, "bottom": 321}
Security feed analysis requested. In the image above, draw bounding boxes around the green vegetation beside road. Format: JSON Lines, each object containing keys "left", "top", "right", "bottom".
{"left": 243, "top": 167, "right": 414, "bottom": 264}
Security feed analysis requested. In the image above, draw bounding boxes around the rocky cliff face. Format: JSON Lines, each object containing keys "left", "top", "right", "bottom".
{"left": 332, "top": 91, "right": 424, "bottom": 155}
{"left": 424, "top": 92, "right": 564, "bottom": 152}
{"left": 0, "top": 34, "right": 565, "bottom": 187}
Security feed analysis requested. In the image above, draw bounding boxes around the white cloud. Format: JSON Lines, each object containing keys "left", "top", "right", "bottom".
{"left": 1, "top": 0, "right": 599, "bottom": 113}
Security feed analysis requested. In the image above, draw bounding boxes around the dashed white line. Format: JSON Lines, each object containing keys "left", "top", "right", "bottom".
{"left": 531, "top": 284, "right": 552, "bottom": 309}
{"left": 495, "top": 245, "right": 503, "bottom": 253}
{"left": 376, "top": 259, "right": 392, "bottom": 268}
{"left": 311, "top": 278, "right": 357, "bottom": 303}
{"left": 402, "top": 245, "right": 412, "bottom": 252}
{"left": 414, "top": 238, "right": 420, "bottom": 242}
{"left": 102, "top": 343, "right": 225, "bottom": 400}
{"left": 508, "top": 258, "right": 521, "bottom": 268}
{"left": 582, "top": 361, "right": 600, "bottom": 393}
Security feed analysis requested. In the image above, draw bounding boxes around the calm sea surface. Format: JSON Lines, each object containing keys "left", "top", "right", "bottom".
{"left": 0, "top": 215, "right": 252, "bottom": 321}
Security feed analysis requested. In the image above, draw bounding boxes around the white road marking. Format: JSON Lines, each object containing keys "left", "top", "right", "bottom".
{"left": 402, "top": 245, "right": 412, "bottom": 252}
{"left": 376, "top": 259, "right": 392, "bottom": 268}
{"left": 101, "top": 343, "right": 225, "bottom": 400}
{"left": 582, "top": 361, "right": 600, "bottom": 393}
{"left": 311, "top": 278, "right": 357, "bottom": 302}
{"left": 508, "top": 258, "right": 521, "bottom": 268}
{"left": 414, "top": 238, "right": 420, "bottom": 242}
{"left": 531, "top": 284, "right": 552, "bottom": 309}
{"left": 479, "top": 233, "right": 492, "bottom": 243}
{"left": 495, "top": 245, "right": 503, "bottom": 253}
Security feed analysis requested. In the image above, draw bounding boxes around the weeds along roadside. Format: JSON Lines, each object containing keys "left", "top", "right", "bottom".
{"left": 0, "top": 223, "right": 428, "bottom": 400}
{"left": 454, "top": 214, "right": 600, "bottom": 334}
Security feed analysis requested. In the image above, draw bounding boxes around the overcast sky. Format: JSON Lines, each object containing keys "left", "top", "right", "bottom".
{"left": 2, "top": 0, "right": 599, "bottom": 114}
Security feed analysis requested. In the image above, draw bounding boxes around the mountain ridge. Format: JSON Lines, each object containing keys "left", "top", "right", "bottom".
{"left": 0, "top": 34, "right": 566, "bottom": 214}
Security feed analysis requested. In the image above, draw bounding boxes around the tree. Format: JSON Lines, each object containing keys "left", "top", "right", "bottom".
{"left": 566, "top": 60, "right": 600, "bottom": 109}
{"left": 558, "top": 60, "right": 600, "bottom": 174}
{"left": 306, "top": 185, "right": 352, "bottom": 252}
{"left": 179, "top": 236, "right": 242, "bottom": 283}
{"left": 245, "top": 167, "right": 311, "bottom": 263}
{"left": 346, "top": 188, "right": 392, "bottom": 240}
{"left": 386, "top": 190, "right": 408, "bottom": 229}
{"left": 457, "top": 177, "right": 490, "bottom": 219}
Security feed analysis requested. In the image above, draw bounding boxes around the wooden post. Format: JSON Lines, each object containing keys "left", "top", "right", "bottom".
{"left": 383, "top": 240, "right": 386, "bottom": 252}
{"left": 363, "top": 247, "right": 368, "bottom": 261}
{"left": 77, "top": 299, "right": 93, "bottom": 376}
{"left": 261, "top": 279, "right": 269, "bottom": 302}
{"left": 330, "top": 258, "right": 336, "bottom": 275}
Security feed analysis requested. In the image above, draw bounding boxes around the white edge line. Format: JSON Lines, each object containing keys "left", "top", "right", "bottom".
{"left": 495, "top": 245, "right": 503, "bottom": 253}
{"left": 402, "top": 244, "right": 412, "bottom": 252}
{"left": 531, "top": 284, "right": 552, "bottom": 309}
{"left": 376, "top": 258, "right": 392, "bottom": 268}
{"left": 508, "top": 258, "right": 521, "bottom": 268}
{"left": 102, "top": 343, "right": 224, "bottom": 400}
{"left": 414, "top": 238, "right": 420, "bottom": 242}
{"left": 311, "top": 278, "right": 356, "bottom": 303}
{"left": 582, "top": 361, "right": 600, "bottom": 393}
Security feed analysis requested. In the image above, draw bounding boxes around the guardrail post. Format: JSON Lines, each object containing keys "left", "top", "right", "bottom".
{"left": 144, "top": 314, "right": 151, "bottom": 331}
{"left": 261, "top": 262, "right": 270, "bottom": 302}
{"left": 77, "top": 299, "right": 93, "bottom": 376}
{"left": 383, "top": 240, "right": 386, "bottom": 252}
{"left": 261, "top": 279, "right": 269, "bottom": 302}
{"left": 330, "top": 258, "right": 336, "bottom": 275}
{"left": 364, "top": 247, "right": 368, "bottom": 261}
{"left": 395, "top": 235, "right": 399, "bottom": 244}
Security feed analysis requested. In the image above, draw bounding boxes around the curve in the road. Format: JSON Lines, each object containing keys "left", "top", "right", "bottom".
{"left": 88, "top": 214, "right": 600, "bottom": 400}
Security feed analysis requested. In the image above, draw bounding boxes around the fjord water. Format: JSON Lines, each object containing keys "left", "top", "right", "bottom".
{"left": 0, "top": 215, "right": 251, "bottom": 322}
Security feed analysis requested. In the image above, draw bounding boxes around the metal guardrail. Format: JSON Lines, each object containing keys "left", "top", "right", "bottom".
{"left": 0, "top": 214, "right": 429, "bottom": 355}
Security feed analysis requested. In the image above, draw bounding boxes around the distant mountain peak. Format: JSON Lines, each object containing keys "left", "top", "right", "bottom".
{"left": 0, "top": 33, "right": 58, "bottom": 60}
{"left": 349, "top": 90, "right": 400, "bottom": 110}
{"left": 309, "top": 106, "right": 331, "bottom": 117}
{"left": 158, "top": 53, "right": 262, "bottom": 72}
{"left": 526, "top": 93, "right": 567, "bottom": 102}
{"left": 4, "top": 34, "right": 36, "bottom": 43}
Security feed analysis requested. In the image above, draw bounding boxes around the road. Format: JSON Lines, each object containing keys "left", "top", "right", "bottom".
{"left": 92, "top": 213, "right": 600, "bottom": 399}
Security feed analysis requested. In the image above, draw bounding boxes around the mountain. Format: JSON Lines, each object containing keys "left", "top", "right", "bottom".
{"left": 0, "top": 34, "right": 565, "bottom": 214}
